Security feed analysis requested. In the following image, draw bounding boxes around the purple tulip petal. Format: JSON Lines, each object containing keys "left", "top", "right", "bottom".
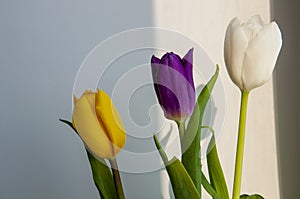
{"left": 161, "top": 52, "right": 185, "bottom": 75}
{"left": 151, "top": 55, "right": 161, "bottom": 78}
{"left": 182, "top": 48, "right": 196, "bottom": 113}
{"left": 182, "top": 48, "right": 195, "bottom": 89}
{"left": 151, "top": 55, "right": 162, "bottom": 105}
{"left": 150, "top": 49, "right": 196, "bottom": 122}
{"left": 151, "top": 55, "right": 161, "bottom": 64}
{"left": 156, "top": 63, "right": 192, "bottom": 121}
{"left": 157, "top": 85, "right": 181, "bottom": 119}
{"left": 183, "top": 48, "right": 193, "bottom": 65}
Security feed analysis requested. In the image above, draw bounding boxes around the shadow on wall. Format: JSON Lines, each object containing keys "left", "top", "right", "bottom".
{"left": 272, "top": 1, "right": 300, "bottom": 199}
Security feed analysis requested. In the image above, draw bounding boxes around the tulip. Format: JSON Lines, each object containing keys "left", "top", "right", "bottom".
{"left": 151, "top": 48, "right": 195, "bottom": 123}
{"left": 72, "top": 89, "right": 126, "bottom": 160}
{"left": 224, "top": 15, "right": 282, "bottom": 91}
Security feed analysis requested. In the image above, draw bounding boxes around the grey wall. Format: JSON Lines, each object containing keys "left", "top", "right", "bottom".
{"left": 272, "top": 1, "right": 300, "bottom": 199}
{"left": 0, "top": 1, "right": 154, "bottom": 199}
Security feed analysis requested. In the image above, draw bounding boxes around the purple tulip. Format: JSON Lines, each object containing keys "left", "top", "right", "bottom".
{"left": 151, "top": 48, "right": 195, "bottom": 122}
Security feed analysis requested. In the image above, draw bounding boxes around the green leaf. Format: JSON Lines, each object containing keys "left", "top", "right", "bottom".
{"left": 59, "top": 119, "right": 77, "bottom": 132}
{"left": 201, "top": 171, "right": 221, "bottom": 199}
{"left": 206, "top": 130, "right": 229, "bottom": 199}
{"left": 154, "top": 135, "right": 201, "bottom": 199}
{"left": 181, "top": 65, "right": 219, "bottom": 196}
{"left": 59, "top": 119, "right": 118, "bottom": 199}
{"left": 87, "top": 152, "right": 118, "bottom": 199}
{"left": 240, "top": 194, "right": 264, "bottom": 199}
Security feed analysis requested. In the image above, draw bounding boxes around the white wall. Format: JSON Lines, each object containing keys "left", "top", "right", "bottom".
{"left": 153, "top": 0, "right": 280, "bottom": 198}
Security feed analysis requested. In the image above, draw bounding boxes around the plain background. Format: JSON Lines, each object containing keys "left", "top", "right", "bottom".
{"left": 0, "top": 1, "right": 156, "bottom": 199}
{"left": 0, "top": 0, "right": 299, "bottom": 199}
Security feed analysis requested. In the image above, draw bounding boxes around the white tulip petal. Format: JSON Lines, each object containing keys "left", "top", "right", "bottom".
{"left": 243, "top": 22, "right": 282, "bottom": 90}
{"left": 224, "top": 18, "right": 236, "bottom": 68}
{"left": 224, "top": 17, "right": 248, "bottom": 89}
{"left": 224, "top": 15, "right": 282, "bottom": 91}
{"left": 242, "top": 15, "right": 264, "bottom": 41}
{"left": 245, "top": 15, "right": 264, "bottom": 26}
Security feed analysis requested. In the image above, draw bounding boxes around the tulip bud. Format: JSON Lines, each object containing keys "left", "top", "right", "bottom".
{"left": 151, "top": 48, "right": 195, "bottom": 123}
{"left": 224, "top": 15, "right": 282, "bottom": 91}
{"left": 72, "top": 89, "right": 126, "bottom": 159}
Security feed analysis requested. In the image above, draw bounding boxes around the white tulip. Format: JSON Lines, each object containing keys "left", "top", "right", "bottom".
{"left": 224, "top": 15, "right": 282, "bottom": 91}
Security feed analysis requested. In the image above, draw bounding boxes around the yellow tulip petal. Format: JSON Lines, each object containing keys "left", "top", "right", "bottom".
{"left": 72, "top": 92, "right": 114, "bottom": 159}
{"left": 82, "top": 90, "right": 95, "bottom": 106}
{"left": 95, "top": 89, "right": 126, "bottom": 157}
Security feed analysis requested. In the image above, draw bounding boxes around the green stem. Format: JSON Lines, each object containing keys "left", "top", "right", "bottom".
{"left": 177, "top": 121, "right": 185, "bottom": 146}
{"left": 110, "top": 159, "right": 125, "bottom": 199}
{"left": 232, "top": 90, "right": 249, "bottom": 199}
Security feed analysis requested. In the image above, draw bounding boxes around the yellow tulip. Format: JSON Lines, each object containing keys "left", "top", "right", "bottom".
{"left": 72, "top": 89, "right": 126, "bottom": 159}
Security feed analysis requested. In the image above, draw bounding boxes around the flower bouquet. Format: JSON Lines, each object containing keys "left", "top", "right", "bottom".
{"left": 60, "top": 15, "right": 282, "bottom": 199}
